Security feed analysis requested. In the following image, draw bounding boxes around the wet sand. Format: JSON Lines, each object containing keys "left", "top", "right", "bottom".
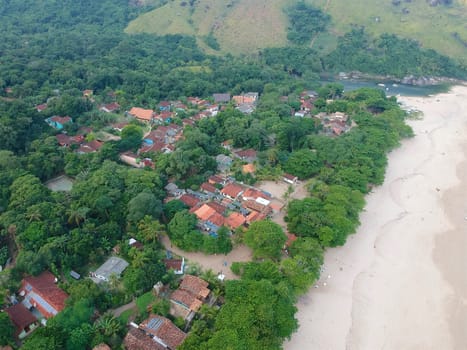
{"left": 285, "top": 85, "right": 467, "bottom": 350}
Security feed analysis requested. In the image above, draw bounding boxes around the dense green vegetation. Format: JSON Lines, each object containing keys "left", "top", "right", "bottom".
{"left": 0, "top": 0, "right": 463, "bottom": 349}
{"left": 286, "top": 2, "right": 330, "bottom": 45}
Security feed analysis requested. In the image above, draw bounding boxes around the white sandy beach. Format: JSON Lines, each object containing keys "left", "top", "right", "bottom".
{"left": 285, "top": 85, "right": 467, "bottom": 350}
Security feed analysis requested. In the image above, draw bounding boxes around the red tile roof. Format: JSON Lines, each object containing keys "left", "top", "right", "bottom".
{"left": 235, "top": 149, "right": 257, "bottom": 159}
{"left": 207, "top": 212, "right": 224, "bottom": 226}
{"left": 200, "top": 182, "right": 217, "bottom": 194}
{"left": 124, "top": 328, "right": 166, "bottom": 350}
{"left": 221, "top": 183, "right": 244, "bottom": 199}
{"left": 140, "top": 315, "right": 186, "bottom": 349}
{"left": 21, "top": 271, "right": 69, "bottom": 315}
{"left": 164, "top": 259, "right": 184, "bottom": 272}
{"left": 206, "top": 201, "right": 226, "bottom": 214}
{"left": 225, "top": 212, "right": 246, "bottom": 230}
{"left": 193, "top": 204, "right": 217, "bottom": 221}
{"left": 179, "top": 275, "right": 210, "bottom": 300}
{"left": 5, "top": 303, "right": 37, "bottom": 332}
{"left": 179, "top": 194, "right": 199, "bottom": 208}
{"left": 93, "top": 344, "right": 112, "bottom": 350}
{"left": 208, "top": 175, "right": 224, "bottom": 185}
{"left": 129, "top": 107, "right": 154, "bottom": 121}
{"left": 171, "top": 289, "right": 203, "bottom": 312}
{"left": 50, "top": 116, "right": 72, "bottom": 124}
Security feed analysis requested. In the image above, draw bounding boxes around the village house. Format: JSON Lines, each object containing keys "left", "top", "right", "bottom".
{"left": 232, "top": 92, "right": 259, "bottom": 114}
{"left": 93, "top": 344, "right": 112, "bottom": 350}
{"left": 131, "top": 314, "right": 187, "bottom": 350}
{"left": 56, "top": 133, "right": 84, "bottom": 147}
{"left": 215, "top": 154, "right": 233, "bottom": 172}
{"left": 111, "top": 122, "right": 129, "bottom": 133}
{"left": 200, "top": 182, "right": 218, "bottom": 195}
{"left": 19, "top": 271, "right": 69, "bottom": 319}
{"left": 45, "top": 116, "right": 72, "bottom": 130}
{"left": 170, "top": 275, "right": 210, "bottom": 321}
{"left": 234, "top": 149, "right": 257, "bottom": 163}
{"left": 179, "top": 193, "right": 200, "bottom": 208}
{"left": 77, "top": 140, "right": 103, "bottom": 154}
{"left": 158, "top": 101, "right": 172, "bottom": 111}
{"left": 163, "top": 258, "right": 185, "bottom": 275}
{"left": 119, "top": 152, "right": 154, "bottom": 169}
{"left": 127, "top": 107, "right": 155, "bottom": 124}
{"left": 213, "top": 93, "right": 231, "bottom": 104}
{"left": 124, "top": 327, "right": 167, "bottom": 350}
{"left": 35, "top": 103, "right": 47, "bottom": 112}
{"left": 90, "top": 257, "right": 129, "bottom": 284}
{"left": 225, "top": 212, "right": 246, "bottom": 230}
{"left": 208, "top": 175, "right": 226, "bottom": 186}
{"left": 165, "top": 183, "right": 184, "bottom": 197}
{"left": 100, "top": 102, "right": 120, "bottom": 113}
{"left": 5, "top": 303, "right": 39, "bottom": 339}
{"left": 220, "top": 183, "right": 244, "bottom": 200}
{"left": 283, "top": 173, "right": 298, "bottom": 184}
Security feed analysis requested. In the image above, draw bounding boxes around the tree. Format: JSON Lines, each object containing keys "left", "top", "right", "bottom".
{"left": 244, "top": 220, "right": 286, "bottom": 260}
{"left": 284, "top": 149, "right": 321, "bottom": 179}
{"left": 0, "top": 313, "right": 14, "bottom": 346}
{"left": 127, "top": 192, "right": 162, "bottom": 223}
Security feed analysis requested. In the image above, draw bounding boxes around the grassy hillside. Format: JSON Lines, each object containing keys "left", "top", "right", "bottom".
{"left": 125, "top": 0, "right": 467, "bottom": 63}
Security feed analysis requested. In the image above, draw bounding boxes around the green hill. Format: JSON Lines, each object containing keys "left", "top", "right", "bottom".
{"left": 126, "top": 0, "right": 467, "bottom": 63}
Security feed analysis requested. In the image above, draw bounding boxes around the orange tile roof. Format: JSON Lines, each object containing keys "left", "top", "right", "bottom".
{"left": 171, "top": 289, "right": 203, "bottom": 312}
{"left": 242, "top": 163, "right": 256, "bottom": 173}
{"left": 225, "top": 212, "right": 246, "bottom": 230}
{"left": 207, "top": 212, "right": 225, "bottom": 227}
{"left": 179, "top": 275, "right": 210, "bottom": 300}
{"left": 221, "top": 183, "right": 244, "bottom": 198}
{"left": 129, "top": 107, "right": 154, "bottom": 121}
{"left": 193, "top": 204, "right": 217, "bottom": 221}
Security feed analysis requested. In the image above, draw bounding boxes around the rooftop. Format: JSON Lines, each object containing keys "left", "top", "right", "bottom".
{"left": 5, "top": 303, "right": 37, "bottom": 331}
{"left": 92, "top": 257, "right": 129, "bottom": 283}
{"left": 21, "top": 271, "right": 69, "bottom": 313}
{"left": 124, "top": 328, "right": 166, "bottom": 350}
{"left": 140, "top": 315, "right": 186, "bottom": 349}
{"left": 179, "top": 275, "right": 210, "bottom": 300}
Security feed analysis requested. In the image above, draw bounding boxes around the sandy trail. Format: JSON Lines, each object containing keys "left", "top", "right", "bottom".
{"left": 285, "top": 85, "right": 467, "bottom": 350}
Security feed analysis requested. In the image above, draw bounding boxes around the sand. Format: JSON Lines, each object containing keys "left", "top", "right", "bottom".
{"left": 285, "top": 85, "right": 467, "bottom": 350}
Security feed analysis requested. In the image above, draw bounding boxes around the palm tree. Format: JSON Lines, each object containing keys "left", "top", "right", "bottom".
{"left": 94, "top": 313, "right": 122, "bottom": 338}
{"left": 67, "top": 206, "right": 90, "bottom": 227}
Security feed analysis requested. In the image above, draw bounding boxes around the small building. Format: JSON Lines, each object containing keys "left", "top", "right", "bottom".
{"left": 5, "top": 304, "right": 39, "bottom": 339}
{"left": 225, "top": 212, "right": 246, "bottom": 230}
{"left": 128, "top": 107, "right": 154, "bottom": 124}
{"left": 45, "top": 116, "right": 72, "bottom": 130}
{"left": 283, "top": 173, "right": 298, "bottom": 184}
{"left": 221, "top": 183, "right": 244, "bottom": 200}
{"left": 91, "top": 257, "right": 129, "bottom": 284}
{"left": 216, "top": 154, "right": 233, "bottom": 172}
{"left": 165, "top": 183, "right": 183, "bottom": 197}
{"left": 234, "top": 149, "right": 257, "bottom": 163}
{"left": 163, "top": 258, "right": 185, "bottom": 275}
{"left": 19, "top": 271, "right": 69, "bottom": 319}
{"left": 213, "top": 93, "right": 231, "bottom": 104}
{"left": 139, "top": 314, "right": 187, "bottom": 350}
{"left": 170, "top": 275, "right": 211, "bottom": 321}
{"left": 100, "top": 102, "right": 120, "bottom": 113}
{"left": 179, "top": 194, "right": 200, "bottom": 208}
{"left": 70, "top": 271, "right": 81, "bottom": 280}
{"left": 200, "top": 182, "right": 217, "bottom": 195}
{"left": 124, "top": 327, "right": 167, "bottom": 350}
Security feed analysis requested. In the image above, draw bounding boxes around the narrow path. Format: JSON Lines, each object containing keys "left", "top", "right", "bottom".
{"left": 111, "top": 300, "right": 136, "bottom": 317}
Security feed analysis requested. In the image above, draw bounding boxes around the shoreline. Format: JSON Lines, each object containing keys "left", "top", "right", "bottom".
{"left": 285, "top": 85, "right": 467, "bottom": 350}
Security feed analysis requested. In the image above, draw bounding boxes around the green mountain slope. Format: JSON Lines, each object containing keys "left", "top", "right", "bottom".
{"left": 126, "top": 0, "right": 467, "bottom": 63}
